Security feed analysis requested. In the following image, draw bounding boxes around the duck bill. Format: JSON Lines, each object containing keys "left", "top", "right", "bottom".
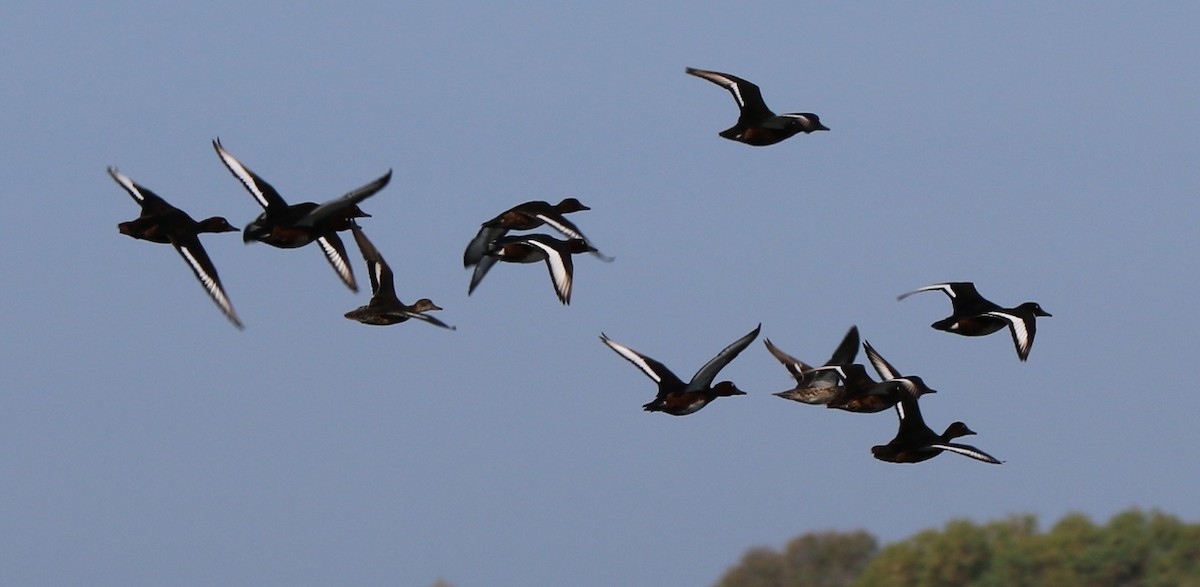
{"left": 345, "top": 206, "right": 372, "bottom": 219}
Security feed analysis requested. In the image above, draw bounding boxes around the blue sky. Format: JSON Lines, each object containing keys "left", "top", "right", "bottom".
{"left": 3, "top": 2, "right": 1199, "bottom": 586}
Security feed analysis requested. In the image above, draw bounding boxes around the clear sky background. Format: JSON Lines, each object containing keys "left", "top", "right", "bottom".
{"left": 3, "top": 2, "right": 1198, "bottom": 586}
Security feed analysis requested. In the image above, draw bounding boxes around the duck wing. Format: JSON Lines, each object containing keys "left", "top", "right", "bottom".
{"left": 763, "top": 338, "right": 814, "bottom": 383}
{"left": 107, "top": 167, "right": 176, "bottom": 216}
{"left": 169, "top": 233, "right": 243, "bottom": 329}
{"left": 686, "top": 68, "right": 774, "bottom": 121}
{"left": 600, "top": 334, "right": 686, "bottom": 390}
{"left": 350, "top": 224, "right": 396, "bottom": 300}
{"left": 212, "top": 139, "right": 289, "bottom": 211}
{"left": 468, "top": 254, "right": 499, "bottom": 296}
{"left": 826, "top": 325, "right": 860, "bottom": 367}
{"left": 899, "top": 282, "right": 995, "bottom": 315}
{"left": 518, "top": 235, "right": 576, "bottom": 304}
{"left": 862, "top": 340, "right": 901, "bottom": 381}
{"left": 464, "top": 226, "right": 508, "bottom": 267}
{"left": 931, "top": 442, "right": 1003, "bottom": 464}
{"left": 316, "top": 231, "right": 357, "bottom": 292}
{"left": 299, "top": 170, "right": 392, "bottom": 228}
{"left": 986, "top": 309, "right": 1038, "bottom": 361}
{"left": 688, "top": 324, "right": 761, "bottom": 390}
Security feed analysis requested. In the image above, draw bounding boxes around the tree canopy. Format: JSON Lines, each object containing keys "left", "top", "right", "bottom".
{"left": 714, "top": 509, "right": 1200, "bottom": 587}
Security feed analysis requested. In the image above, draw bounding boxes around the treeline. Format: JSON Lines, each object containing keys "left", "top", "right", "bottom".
{"left": 714, "top": 509, "right": 1200, "bottom": 587}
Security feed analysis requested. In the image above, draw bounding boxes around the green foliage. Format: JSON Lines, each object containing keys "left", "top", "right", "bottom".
{"left": 851, "top": 515, "right": 1038, "bottom": 587}
{"left": 716, "top": 510, "right": 1200, "bottom": 587}
{"left": 715, "top": 546, "right": 791, "bottom": 587}
{"left": 714, "top": 530, "right": 878, "bottom": 587}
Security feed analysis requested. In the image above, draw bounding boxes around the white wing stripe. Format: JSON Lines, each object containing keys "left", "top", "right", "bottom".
{"left": 987, "top": 310, "right": 1031, "bottom": 355}
{"left": 214, "top": 143, "right": 271, "bottom": 209}
{"left": 534, "top": 213, "right": 585, "bottom": 240}
{"left": 177, "top": 245, "right": 239, "bottom": 326}
{"left": 107, "top": 168, "right": 145, "bottom": 203}
{"left": 729, "top": 83, "right": 745, "bottom": 108}
{"left": 899, "top": 283, "right": 956, "bottom": 300}
{"left": 601, "top": 337, "right": 663, "bottom": 383}
{"left": 372, "top": 261, "right": 385, "bottom": 294}
{"left": 317, "top": 236, "right": 355, "bottom": 289}
{"left": 933, "top": 443, "right": 1002, "bottom": 464}
{"left": 526, "top": 239, "right": 573, "bottom": 303}
{"left": 864, "top": 343, "right": 900, "bottom": 380}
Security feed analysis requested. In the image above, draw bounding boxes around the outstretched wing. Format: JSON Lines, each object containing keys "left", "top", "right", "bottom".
{"left": 170, "top": 234, "right": 243, "bottom": 329}
{"left": 468, "top": 255, "right": 499, "bottom": 296}
{"left": 464, "top": 226, "right": 508, "bottom": 267}
{"left": 899, "top": 282, "right": 989, "bottom": 315}
{"left": 600, "top": 334, "right": 685, "bottom": 389}
{"left": 300, "top": 170, "right": 392, "bottom": 228}
{"left": 107, "top": 167, "right": 174, "bottom": 215}
{"left": 350, "top": 224, "right": 394, "bottom": 299}
{"left": 826, "top": 325, "right": 860, "bottom": 367}
{"left": 763, "top": 338, "right": 814, "bottom": 383}
{"left": 685, "top": 67, "right": 773, "bottom": 120}
{"left": 399, "top": 311, "right": 456, "bottom": 330}
{"left": 212, "top": 138, "right": 288, "bottom": 211}
{"left": 898, "top": 282, "right": 962, "bottom": 302}
{"left": 316, "top": 232, "right": 357, "bottom": 292}
{"left": 689, "top": 324, "right": 761, "bottom": 389}
{"left": 532, "top": 212, "right": 615, "bottom": 263}
{"left": 987, "top": 309, "right": 1037, "bottom": 361}
{"left": 931, "top": 442, "right": 1003, "bottom": 464}
{"left": 522, "top": 236, "right": 575, "bottom": 304}
{"left": 862, "top": 339, "right": 901, "bottom": 381}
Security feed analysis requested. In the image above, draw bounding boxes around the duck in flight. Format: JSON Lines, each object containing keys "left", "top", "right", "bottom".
{"left": 861, "top": 339, "right": 1001, "bottom": 464}
{"left": 109, "top": 167, "right": 243, "bottom": 329}
{"left": 812, "top": 340, "right": 937, "bottom": 413}
{"left": 765, "top": 325, "right": 859, "bottom": 405}
{"left": 601, "top": 324, "right": 760, "bottom": 416}
{"left": 898, "top": 282, "right": 1051, "bottom": 361}
{"left": 343, "top": 223, "right": 455, "bottom": 330}
{"left": 213, "top": 138, "right": 391, "bottom": 292}
{"left": 469, "top": 234, "right": 599, "bottom": 305}
{"left": 463, "top": 198, "right": 611, "bottom": 268}
{"left": 686, "top": 67, "right": 828, "bottom": 146}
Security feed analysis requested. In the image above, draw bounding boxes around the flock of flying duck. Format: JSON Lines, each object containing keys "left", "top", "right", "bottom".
{"left": 111, "top": 68, "right": 1050, "bottom": 465}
